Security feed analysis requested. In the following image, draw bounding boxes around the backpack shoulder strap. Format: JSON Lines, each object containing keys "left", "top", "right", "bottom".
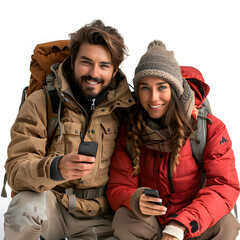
{"left": 42, "top": 73, "right": 61, "bottom": 142}
{"left": 202, "top": 97, "right": 212, "bottom": 114}
{"left": 190, "top": 106, "right": 211, "bottom": 189}
{"left": 190, "top": 107, "right": 209, "bottom": 166}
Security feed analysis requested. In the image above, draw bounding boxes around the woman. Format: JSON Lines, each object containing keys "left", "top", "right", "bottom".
{"left": 106, "top": 40, "right": 240, "bottom": 240}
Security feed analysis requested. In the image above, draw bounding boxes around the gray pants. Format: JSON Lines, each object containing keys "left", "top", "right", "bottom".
{"left": 4, "top": 191, "right": 114, "bottom": 240}
{"left": 112, "top": 207, "right": 240, "bottom": 240}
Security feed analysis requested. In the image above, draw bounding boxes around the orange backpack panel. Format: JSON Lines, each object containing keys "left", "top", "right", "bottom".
{"left": 27, "top": 40, "right": 70, "bottom": 96}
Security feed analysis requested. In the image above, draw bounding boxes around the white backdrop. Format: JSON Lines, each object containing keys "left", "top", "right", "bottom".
{"left": 1, "top": 0, "right": 240, "bottom": 239}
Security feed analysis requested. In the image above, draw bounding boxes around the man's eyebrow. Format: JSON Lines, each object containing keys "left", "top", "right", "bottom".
{"left": 80, "top": 56, "right": 93, "bottom": 62}
{"left": 80, "top": 56, "right": 112, "bottom": 65}
{"left": 101, "top": 61, "right": 112, "bottom": 65}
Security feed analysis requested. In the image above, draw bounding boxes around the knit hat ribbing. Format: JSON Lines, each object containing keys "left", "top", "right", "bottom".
{"left": 133, "top": 40, "right": 195, "bottom": 119}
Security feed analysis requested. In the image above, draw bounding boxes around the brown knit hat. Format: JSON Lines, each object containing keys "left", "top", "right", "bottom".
{"left": 133, "top": 40, "right": 195, "bottom": 118}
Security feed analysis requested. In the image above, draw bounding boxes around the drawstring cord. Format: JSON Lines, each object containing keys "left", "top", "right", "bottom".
{"left": 57, "top": 99, "right": 63, "bottom": 142}
{"left": 50, "top": 63, "right": 68, "bottom": 143}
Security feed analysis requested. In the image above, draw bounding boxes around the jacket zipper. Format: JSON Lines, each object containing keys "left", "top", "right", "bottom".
{"left": 91, "top": 98, "right": 96, "bottom": 110}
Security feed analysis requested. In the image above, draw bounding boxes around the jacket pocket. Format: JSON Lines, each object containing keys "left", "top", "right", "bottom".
{"left": 48, "top": 122, "right": 82, "bottom": 155}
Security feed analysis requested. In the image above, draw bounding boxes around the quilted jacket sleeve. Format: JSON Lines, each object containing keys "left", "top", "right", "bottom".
{"left": 106, "top": 124, "right": 139, "bottom": 212}
{"left": 5, "top": 90, "right": 65, "bottom": 193}
{"left": 171, "top": 114, "right": 240, "bottom": 238}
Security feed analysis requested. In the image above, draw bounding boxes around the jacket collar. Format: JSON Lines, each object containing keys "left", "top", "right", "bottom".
{"left": 53, "top": 57, "right": 135, "bottom": 111}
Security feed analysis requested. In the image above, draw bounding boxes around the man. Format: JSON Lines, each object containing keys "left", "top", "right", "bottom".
{"left": 4, "top": 20, "right": 134, "bottom": 240}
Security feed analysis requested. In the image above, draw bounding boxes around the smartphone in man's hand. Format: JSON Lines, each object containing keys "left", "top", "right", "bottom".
{"left": 78, "top": 142, "right": 98, "bottom": 163}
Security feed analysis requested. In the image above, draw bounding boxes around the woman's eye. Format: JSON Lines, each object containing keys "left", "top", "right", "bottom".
{"left": 159, "top": 85, "right": 167, "bottom": 90}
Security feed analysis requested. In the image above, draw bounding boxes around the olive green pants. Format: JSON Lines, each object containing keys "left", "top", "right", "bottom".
{"left": 4, "top": 191, "right": 114, "bottom": 240}
{"left": 112, "top": 207, "right": 240, "bottom": 240}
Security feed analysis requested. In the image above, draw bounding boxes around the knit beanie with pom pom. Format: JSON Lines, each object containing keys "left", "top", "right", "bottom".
{"left": 133, "top": 40, "right": 195, "bottom": 118}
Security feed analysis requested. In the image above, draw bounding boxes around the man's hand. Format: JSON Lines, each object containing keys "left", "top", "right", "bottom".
{"left": 139, "top": 193, "right": 167, "bottom": 216}
{"left": 58, "top": 152, "right": 95, "bottom": 180}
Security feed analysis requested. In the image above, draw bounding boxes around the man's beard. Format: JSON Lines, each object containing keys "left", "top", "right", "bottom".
{"left": 73, "top": 74, "right": 112, "bottom": 101}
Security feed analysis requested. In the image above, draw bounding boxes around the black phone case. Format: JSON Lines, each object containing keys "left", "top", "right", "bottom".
{"left": 144, "top": 189, "right": 162, "bottom": 205}
{"left": 78, "top": 141, "right": 98, "bottom": 158}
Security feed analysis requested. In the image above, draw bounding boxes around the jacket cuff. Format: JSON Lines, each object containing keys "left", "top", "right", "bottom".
{"left": 163, "top": 225, "right": 184, "bottom": 240}
{"left": 50, "top": 156, "right": 65, "bottom": 181}
{"left": 130, "top": 187, "right": 150, "bottom": 218}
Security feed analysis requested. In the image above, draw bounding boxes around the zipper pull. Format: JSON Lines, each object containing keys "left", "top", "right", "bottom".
{"left": 91, "top": 98, "right": 96, "bottom": 110}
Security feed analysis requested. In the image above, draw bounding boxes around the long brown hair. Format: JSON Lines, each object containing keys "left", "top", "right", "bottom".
{"left": 128, "top": 87, "right": 196, "bottom": 175}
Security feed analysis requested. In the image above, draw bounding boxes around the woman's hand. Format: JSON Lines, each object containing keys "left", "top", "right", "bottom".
{"left": 139, "top": 193, "right": 167, "bottom": 215}
{"left": 161, "top": 221, "right": 187, "bottom": 240}
{"left": 161, "top": 233, "right": 178, "bottom": 240}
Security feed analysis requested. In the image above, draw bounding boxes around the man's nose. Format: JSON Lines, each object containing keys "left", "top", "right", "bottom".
{"left": 89, "top": 65, "right": 99, "bottom": 78}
